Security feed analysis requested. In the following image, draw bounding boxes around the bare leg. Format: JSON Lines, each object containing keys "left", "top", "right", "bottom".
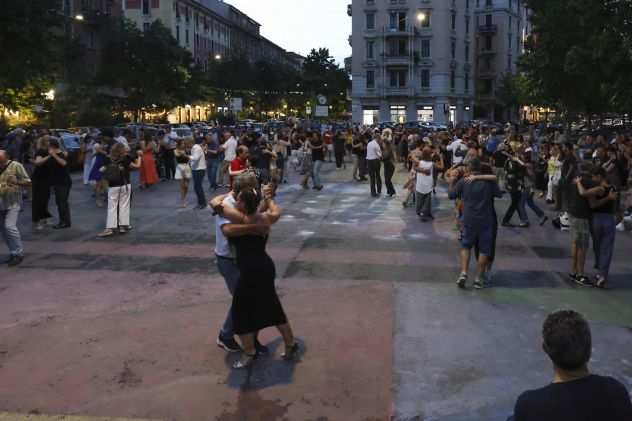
{"left": 233, "top": 332, "right": 256, "bottom": 369}
{"left": 460, "top": 248, "right": 471, "bottom": 275}
{"left": 476, "top": 255, "right": 489, "bottom": 280}
{"left": 180, "top": 180, "right": 188, "bottom": 207}
{"left": 571, "top": 242, "right": 578, "bottom": 274}
{"left": 276, "top": 323, "right": 295, "bottom": 347}
{"left": 576, "top": 246, "right": 586, "bottom": 275}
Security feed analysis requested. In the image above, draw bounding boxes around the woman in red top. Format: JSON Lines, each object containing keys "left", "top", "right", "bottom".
{"left": 139, "top": 135, "right": 159, "bottom": 189}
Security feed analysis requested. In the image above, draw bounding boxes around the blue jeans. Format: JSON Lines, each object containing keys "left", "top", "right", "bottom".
{"left": 591, "top": 213, "right": 616, "bottom": 278}
{"left": 1, "top": 206, "right": 24, "bottom": 257}
{"left": 206, "top": 158, "right": 219, "bottom": 189}
{"left": 313, "top": 159, "right": 324, "bottom": 187}
{"left": 192, "top": 169, "right": 206, "bottom": 207}
{"left": 520, "top": 190, "right": 544, "bottom": 221}
{"left": 217, "top": 256, "right": 240, "bottom": 339}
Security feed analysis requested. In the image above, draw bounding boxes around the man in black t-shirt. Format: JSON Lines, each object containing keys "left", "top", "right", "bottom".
{"left": 567, "top": 169, "right": 593, "bottom": 287}
{"left": 511, "top": 310, "right": 632, "bottom": 421}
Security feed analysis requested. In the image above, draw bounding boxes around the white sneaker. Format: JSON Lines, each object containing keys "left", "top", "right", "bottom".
{"left": 616, "top": 222, "right": 626, "bottom": 232}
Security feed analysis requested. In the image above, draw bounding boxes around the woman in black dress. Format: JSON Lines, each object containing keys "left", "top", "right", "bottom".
{"left": 47, "top": 138, "right": 72, "bottom": 229}
{"left": 31, "top": 136, "right": 53, "bottom": 230}
{"left": 211, "top": 188, "right": 299, "bottom": 369}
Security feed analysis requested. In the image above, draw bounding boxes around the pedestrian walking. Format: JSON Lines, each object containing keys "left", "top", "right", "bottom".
{"left": 174, "top": 139, "right": 193, "bottom": 208}
{"left": 382, "top": 137, "right": 396, "bottom": 197}
{"left": 205, "top": 132, "right": 220, "bottom": 191}
{"left": 161, "top": 127, "right": 177, "bottom": 181}
{"left": 310, "top": 132, "right": 325, "bottom": 191}
{"left": 219, "top": 131, "right": 238, "bottom": 188}
{"left": 190, "top": 137, "right": 207, "bottom": 209}
{"left": 30, "top": 136, "right": 53, "bottom": 230}
{"left": 0, "top": 149, "right": 31, "bottom": 266}
{"left": 89, "top": 138, "right": 109, "bottom": 207}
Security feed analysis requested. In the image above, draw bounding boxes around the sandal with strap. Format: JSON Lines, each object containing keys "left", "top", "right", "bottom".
{"left": 232, "top": 352, "right": 257, "bottom": 369}
{"left": 282, "top": 342, "right": 300, "bottom": 361}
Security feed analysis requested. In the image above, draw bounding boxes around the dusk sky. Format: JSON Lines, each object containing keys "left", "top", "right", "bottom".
{"left": 227, "top": 0, "right": 352, "bottom": 66}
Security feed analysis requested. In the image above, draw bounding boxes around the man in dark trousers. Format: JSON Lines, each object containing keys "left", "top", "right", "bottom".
{"left": 366, "top": 133, "right": 383, "bottom": 197}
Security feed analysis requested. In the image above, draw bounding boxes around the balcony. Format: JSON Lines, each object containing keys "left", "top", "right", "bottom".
{"left": 385, "top": 87, "right": 411, "bottom": 97}
{"left": 478, "top": 69, "right": 496, "bottom": 78}
{"left": 478, "top": 48, "right": 496, "bottom": 56}
{"left": 384, "top": 26, "right": 412, "bottom": 37}
{"left": 478, "top": 24, "right": 498, "bottom": 34}
{"left": 384, "top": 54, "right": 412, "bottom": 66}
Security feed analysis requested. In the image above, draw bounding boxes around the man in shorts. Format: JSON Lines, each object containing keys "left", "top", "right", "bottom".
{"left": 449, "top": 158, "right": 503, "bottom": 289}
{"left": 568, "top": 170, "right": 593, "bottom": 286}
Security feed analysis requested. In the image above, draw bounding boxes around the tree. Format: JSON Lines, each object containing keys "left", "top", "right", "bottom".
{"left": 97, "top": 20, "right": 196, "bottom": 119}
{"left": 0, "top": 0, "right": 62, "bottom": 111}
{"left": 302, "top": 48, "right": 351, "bottom": 117}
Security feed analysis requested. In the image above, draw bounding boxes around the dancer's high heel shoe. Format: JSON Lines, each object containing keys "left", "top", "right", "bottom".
{"left": 233, "top": 352, "right": 257, "bottom": 369}
{"left": 282, "top": 342, "right": 300, "bottom": 360}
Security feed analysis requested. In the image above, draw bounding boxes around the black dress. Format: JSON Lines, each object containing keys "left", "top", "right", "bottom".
{"left": 31, "top": 149, "right": 52, "bottom": 223}
{"left": 231, "top": 235, "right": 288, "bottom": 335}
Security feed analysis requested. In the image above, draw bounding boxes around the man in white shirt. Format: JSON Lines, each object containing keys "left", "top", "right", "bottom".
{"left": 415, "top": 148, "right": 435, "bottom": 221}
{"left": 366, "top": 133, "right": 383, "bottom": 197}
{"left": 219, "top": 131, "right": 237, "bottom": 188}
{"left": 190, "top": 137, "right": 207, "bottom": 209}
{"left": 213, "top": 173, "right": 272, "bottom": 354}
{"left": 447, "top": 136, "right": 468, "bottom": 166}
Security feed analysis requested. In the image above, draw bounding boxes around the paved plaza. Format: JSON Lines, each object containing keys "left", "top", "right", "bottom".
{"left": 1, "top": 161, "right": 631, "bottom": 421}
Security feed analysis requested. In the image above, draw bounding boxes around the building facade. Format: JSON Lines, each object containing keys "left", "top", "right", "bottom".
{"left": 350, "top": 0, "right": 528, "bottom": 125}
{"left": 123, "top": 0, "right": 231, "bottom": 71}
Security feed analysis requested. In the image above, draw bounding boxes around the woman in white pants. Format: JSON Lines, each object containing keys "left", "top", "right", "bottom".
{"left": 98, "top": 143, "right": 141, "bottom": 238}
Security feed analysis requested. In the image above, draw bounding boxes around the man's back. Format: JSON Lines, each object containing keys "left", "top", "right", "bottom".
{"left": 450, "top": 179, "right": 501, "bottom": 226}
{"left": 515, "top": 374, "right": 632, "bottom": 421}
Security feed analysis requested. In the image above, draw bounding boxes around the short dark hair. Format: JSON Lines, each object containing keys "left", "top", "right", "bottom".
{"left": 468, "top": 157, "right": 482, "bottom": 173}
{"left": 591, "top": 166, "right": 607, "bottom": 179}
{"left": 542, "top": 310, "right": 592, "bottom": 371}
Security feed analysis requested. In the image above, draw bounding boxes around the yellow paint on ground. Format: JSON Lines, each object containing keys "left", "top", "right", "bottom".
{"left": 0, "top": 414, "right": 160, "bottom": 421}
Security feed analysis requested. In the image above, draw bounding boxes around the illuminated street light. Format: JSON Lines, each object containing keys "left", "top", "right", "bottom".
{"left": 75, "top": 14, "right": 84, "bottom": 21}
{"left": 215, "top": 54, "right": 222, "bottom": 60}
{"left": 44, "top": 89, "right": 55, "bottom": 101}
{"left": 417, "top": 12, "right": 427, "bottom": 22}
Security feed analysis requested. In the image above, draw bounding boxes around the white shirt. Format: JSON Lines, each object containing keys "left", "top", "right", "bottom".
{"left": 366, "top": 139, "right": 382, "bottom": 160}
{"left": 190, "top": 143, "right": 207, "bottom": 171}
{"left": 214, "top": 194, "right": 236, "bottom": 257}
{"left": 447, "top": 139, "right": 466, "bottom": 165}
{"left": 416, "top": 160, "right": 434, "bottom": 194}
{"left": 223, "top": 137, "right": 237, "bottom": 162}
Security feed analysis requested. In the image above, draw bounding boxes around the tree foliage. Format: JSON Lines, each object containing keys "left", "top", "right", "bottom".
{"left": 520, "top": 0, "right": 632, "bottom": 117}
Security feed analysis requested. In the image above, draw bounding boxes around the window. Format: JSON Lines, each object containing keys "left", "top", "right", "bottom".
{"left": 450, "top": 71, "right": 456, "bottom": 90}
{"left": 366, "top": 70, "right": 375, "bottom": 89}
{"left": 465, "top": 72, "right": 469, "bottom": 92}
{"left": 185, "top": 29, "right": 189, "bottom": 45}
{"left": 390, "top": 105, "right": 406, "bottom": 124}
{"left": 366, "top": 12, "right": 375, "bottom": 30}
{"left": 421, "top": 69, "right": 430, "bottom": 88}
{"left": 465, "top": 16, "right": 470, "bottom": 33}
{"left": 417, "top": 108, "right": 433, "bottom": 122}
{"left": 185, "top": 7, "right": 190, "bottom": 23}
{"left": 142, "top": 0, "right": 149, "bottom": 15}
{"left": 465, "top": 44, "right": 469, "bottom": 62}
{"left": 485, "top": 14, "right": 492, "bottom": 26}
{"left": 363, "top": 109, "right": 378, "bottom": 125}
{"left": 451, "top": 12, "right": 456, "bottom": 30}
{"left": 466, "top": 0, "right": 470, "bottom": 9}
{"left": 421, "top": 39, "right": 430, "bottom": 57}
{"left": 486, "top": 0, "right": 492, "bottom": 6}
{"left": 420, "top": 10, "right": 431, "bottom": 27}
{"left": 143, "top": 22, "right": 150, "bottom": 32}
{"left": 485, "top": 36, "right": 492, "bottom": 50}
{"left": 366, "top": 40, "right": 374, "bottom": 59}
{"left": 389, "top": 70, "right": 407, "bottom": 88}
{"left": 175, "top": 3, "right": 180, "bottom": 19}
{"left": 366, "top": 0, "right": 375, "bottom": 5}
{"left": 176, "top": 25, "right": 180, "bottom": 42}
{"left": 451, "top": 41, "right": 456, "bottom": 59}
{"left": 389, "top": 12, "right": 407, "bottom": 31}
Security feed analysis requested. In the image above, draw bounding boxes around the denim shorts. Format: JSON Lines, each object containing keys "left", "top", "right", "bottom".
{"left": 461, "top": 224, "right": 494, "bottom": 256}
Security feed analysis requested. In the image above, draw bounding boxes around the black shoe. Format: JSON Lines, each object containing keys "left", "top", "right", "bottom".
{"left": 371, "top": 194, "right": 379, "bottom": 198}
{"left": 546, "top": 199, "right": 554, "bottom": 204}
{"left": 255, "top": 340, "right": 269, "bottom": 355}
{"left": 7, "top": 255, "right": 24, "bottom": 267}
{"left": 502, "top": 222, "right": 515, "bottom": 228}
{"left": 216, "top": 336, "right": 241, "bottom": 353}
{"left": 53, "top": 223, "right": 70, "bottom": 229}
{"left": 574, "top": 275, "right": 594, "bottom": 288}
{"left": 519, "top": 222, "right": 530, "bottom": 228}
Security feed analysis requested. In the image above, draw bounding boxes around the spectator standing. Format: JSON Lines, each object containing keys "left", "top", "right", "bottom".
{"left": 511, "top": 310, "right": 632, "bottom": 421}
{"left": 310, "top": 132, "right": 325, "bottom": 191}
{"left": 174, "top": 139, "right": 192, "bottom": 208}
{"left": 567, "top": 168, "right": 593, "bottom": 287}
{"left": 0, "top": 150, "right": 32, "bottom": 266}
{"left": 190, "top": 137, "right": 207, "bottom": 209}
{"left": 415, "top": 148, "right": 434, "bottom": 221}
{"left": 366, "top": 133, "right": 383, "bottom": 197}
{"left": 30, "top": 137, "right": 53, "bottom": 230}
{"left": 161, "top": 127, "right": 178, "bottom": 181}
{"left": 382, "top": 138, "right": 396, "bottom": 197}
{"left": 139, "top": 135, "right": 159, "bottom": 190}
{"left": 219, "top": 131, "right": 238, "bottom": 188}
{"left": 205, "top": 132, "right": 220, "bottom": 191}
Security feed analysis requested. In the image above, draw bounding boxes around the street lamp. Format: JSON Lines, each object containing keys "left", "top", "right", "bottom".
{"left": 215, "top": 54, "right": 222, "bottom": 60}
{"left": 74, "top": 14, "right": 84, "bottom": 21}
{"left": 417, "top": 12, "right": 427, "bottom": 23}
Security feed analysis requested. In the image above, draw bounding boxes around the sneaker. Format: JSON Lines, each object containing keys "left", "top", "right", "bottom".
{"left": 560, "top": 225, "right": 570, "bottom": 232}
{"left": 473, "top": 279, "right": 485, "bottom": 289}
{"left": 519, "top": 222, "right": 530, "bottom": 228}
{"left": 255, "top": 340, "right": 269, "bottom": 355}
{"left": 574, "top": 275, "right": 594, "bottom": 288}
{"left": 216, "top": 336, "right": 242, "bottom": 353}
{"left": 456, "top": 273, "right": 468, "bottom": 288}
{"left": 569, "top": 273, "right": 578, "bottom": 282}
{"left": 7, "top": 255, "right": 24, "bottom": 267}
{"left": 615, "top": 222, "right": 625, "bottom": 232}
{"left": 97, "top": 229, "right": 114, "bottom": 238}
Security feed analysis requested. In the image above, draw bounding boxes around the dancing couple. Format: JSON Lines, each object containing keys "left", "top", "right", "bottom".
{"left": 211, "top": 173, "right": 299, "bottom": 369}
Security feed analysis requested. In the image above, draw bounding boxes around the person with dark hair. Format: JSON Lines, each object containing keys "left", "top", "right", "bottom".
{"left": 30, "top": 136, "right": 53, "bottom": 230}
{"left": 0, "top": 149, "right": 31, "bottom": 266}
{"left": 210, "top": 180, "right": 299, "bottom": 369}
{"left": 414, "top": 147, "right": 435, "bottom": 220}
{"left": 567, "top": 167, "right": 593, "bottom": 287}
{"left": 502, "top": 150, "right": 529, "bottom": 228}
{"left": 511, "top": 310, "right": 632, "bottom": 421}
{"left": 576, "top": 167, "right": 618, "bottom": 288}
{"left": 190, "top": 136, "right": 207, "bottom": 209}
{"left": 448, "top": 157, "right": 503, "bottom": 289}
{"left": 47, "top": 138, "right": 72, "bottom": 229}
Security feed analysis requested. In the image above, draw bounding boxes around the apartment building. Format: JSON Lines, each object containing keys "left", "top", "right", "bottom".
{"left": 123, "top": 0, "right": 231, "bottom": 71}
{"left": 350, "top": 0, "right": 528, "bottom": 125}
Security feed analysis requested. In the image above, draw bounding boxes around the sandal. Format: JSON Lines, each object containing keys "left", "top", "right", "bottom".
{"left": 233, "top": 352, "right": 257, "bottom": 369}
{"left": 282, "top": 342, "right": 300, "bottom": 361}
{"left": 97, "top": 229, "right": 114, "bottom": 238}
